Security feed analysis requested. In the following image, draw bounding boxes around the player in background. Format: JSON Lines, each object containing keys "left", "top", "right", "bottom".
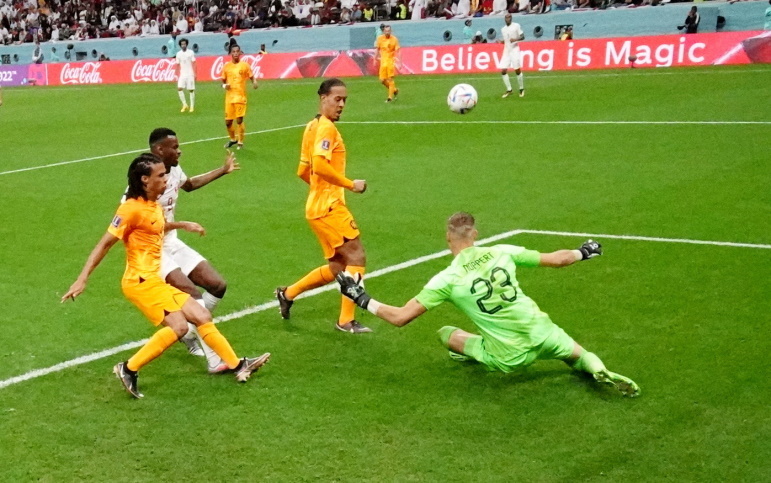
{"left": 175, "top": 38, "right": 196, "bottom": 112}
{"left": 139, "top": 127, "right": 239, "bottom": 373}
{"left": 275, "top": 78, "right": 370, "bottom": 333}
{"left": 500, "top": 13, "right": 525, "bottom": 98}
{"left": 375, "top": 25, "right": 400, "bottom": 103}
{"left": 62, "top": 153, "right": 270, "bottom": 398}
{"left": 221, "top": 44, "right": 259, "bottom": 150}
{"left": 336, "top": 212, "right": 640, "bottom": 397}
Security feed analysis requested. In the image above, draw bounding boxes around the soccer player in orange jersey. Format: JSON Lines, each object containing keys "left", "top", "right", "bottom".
{"left": 62, "top": 153, "right": 270, "bottom": 398}
{"left": 275, "top": 78, "right": 370, "bottom": 333}
{"left": 221, "top": 44, "right": 258, "bottom": 150}
{"left": 375, "top": 25, "right": 400, "bottom": 103}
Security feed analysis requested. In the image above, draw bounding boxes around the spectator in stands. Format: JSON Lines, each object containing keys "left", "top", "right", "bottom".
{"left": 678, "top": 6, "right": 699, "bottom": 34}
{"left": 362, "top": 3, "right": 374, "bottom": 21}
{"left": 409, "top": 0, "right": 426, "bottom": 20}
{"left": 396, "top": 0, "right": 408, "bottom": 19}
{"left": 491, "top": 0, "right": 507, "bottom": 15}
{"left": 455, "top": 0, "right": 470, "bottom": 18}
{"left": 463, "top": 19, "right": 473, "bottom": 41}
{"left": 167, "top": 30, "right": 179, "bottom": 58}
{"left": 0, "top": 23, "right": 8, "bottom": 45}
{"left": 471, "top": 30, "right": 486, "bottom": 43}
{"left": 32, "top": 38, "right": 43, "bottom": 63}
{"left": 310, "top": 5, "right": 321, "bottom": 24}
{"left": 351, "top": 4, "right": 362, "bottom": 21}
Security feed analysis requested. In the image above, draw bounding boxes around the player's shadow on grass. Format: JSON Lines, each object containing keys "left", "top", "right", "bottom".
{"left": 450, "top": 363, "right": 626, "bottom": 399}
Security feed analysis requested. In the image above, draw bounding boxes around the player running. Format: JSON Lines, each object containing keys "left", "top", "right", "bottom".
{"left": 175, "top": 38, "right": 196, "bottom": 112}
{"left": 221, "top": 44, "right": 259, "bottom": 150}
{"left": 62, "top": 153, "right": 270, "bottom": 399}
{"left": 375, "top": 25, "right": 400, "bottom": 103}
{"left": 275, "top": 78, "right": 370, "bottom": 333}
{"left": 134, "top": 127, "right": 239, "bottom": 373}
{"left": 499, "top": 13, "right": 525, "bottom": 98}
{"left": 336, "top": 212, "right": 640, "bottom": 397}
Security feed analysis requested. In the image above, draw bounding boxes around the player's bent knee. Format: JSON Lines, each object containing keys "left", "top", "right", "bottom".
{"left": 437, "top": 326, "right": 460, "bottom": 347}
{"left": 209, "top": 279, "right": 227, "bottom": 298}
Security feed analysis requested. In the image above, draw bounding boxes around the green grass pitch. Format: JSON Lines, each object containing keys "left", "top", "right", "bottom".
{"left": 0, "top": 65, "right": 769, "bottom": 481}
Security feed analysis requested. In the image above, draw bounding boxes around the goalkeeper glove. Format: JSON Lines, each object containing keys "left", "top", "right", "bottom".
{"left": 578, "top": 239, "right": 602, "bottom": 260}
{"left": 336, "top": 271, "right": 372, "bottom": 309}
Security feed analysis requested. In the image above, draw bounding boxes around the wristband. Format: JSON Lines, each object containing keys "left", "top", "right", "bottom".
{"left": 367, "top": 299, "right": 381, "bottom": 316}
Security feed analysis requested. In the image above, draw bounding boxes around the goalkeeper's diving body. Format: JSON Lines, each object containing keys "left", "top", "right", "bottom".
{"left": 336, "top": 212, "right": 640, "bottom": 397}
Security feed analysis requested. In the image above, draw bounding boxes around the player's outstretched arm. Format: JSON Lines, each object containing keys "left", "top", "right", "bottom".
{"left": 166, "top": 221, "right": 206, "bottom": 236}
{"left": 182, "top": 151, "right": 240, "bottom": 192}
{"left": 61, "top": 232, "right": 120, "bottom": 302}
{"left": 539, "top": 239, "right": 602, "bottom": 268}
{"left": 336, "top": 272, "right": 426, "bottom": 327}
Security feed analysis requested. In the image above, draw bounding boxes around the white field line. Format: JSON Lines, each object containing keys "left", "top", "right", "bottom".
{"left": 519, "top": 229, "right": 771, "bottom": 249}
{"left": 0, "top": 124, "right": 305, "bottom": 177}
{"left": 2, "top": 227, "right": 769, "bottom": 391}
{"left": 4, "top": 116, "right": 768, "bottom": 177}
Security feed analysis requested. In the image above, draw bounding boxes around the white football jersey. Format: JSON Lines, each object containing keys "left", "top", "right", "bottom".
{"left": 157, "top": 165, "right": 188, "bottom": 239}
{"left": 501, "top": 23, "right": 523, "bottom": 52}
{"left": 175, "top": 49, "right": 196, "bottom": 78}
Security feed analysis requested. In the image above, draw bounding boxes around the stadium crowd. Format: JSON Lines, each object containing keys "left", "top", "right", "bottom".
{"left": 0, "top": 0, "right": 753, "bottom": 44}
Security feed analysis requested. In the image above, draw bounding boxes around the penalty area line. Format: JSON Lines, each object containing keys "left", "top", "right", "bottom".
{"left": 0, "top": 124, "right": 306, "bottom": 177}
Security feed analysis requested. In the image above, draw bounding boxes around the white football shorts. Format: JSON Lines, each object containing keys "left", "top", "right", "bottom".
{"left": 498, "top": 48, "right": 522, "bottom": 70}
{"left": 177, "top": 75, "right": 195, "bottom": 90}
{"left": 161, "top": 236, "right": 206, "bottom": 279}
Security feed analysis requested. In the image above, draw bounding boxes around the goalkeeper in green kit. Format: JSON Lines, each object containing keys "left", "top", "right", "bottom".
{"left": 336, "top": 212, "right": 640, "bottom": 397}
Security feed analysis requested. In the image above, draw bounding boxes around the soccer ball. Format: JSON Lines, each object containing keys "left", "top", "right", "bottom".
{"left": 447, "top": 84, "right": 478, "bottom": 114}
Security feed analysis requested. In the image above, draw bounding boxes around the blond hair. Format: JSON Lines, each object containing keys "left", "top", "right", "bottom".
{"left": 447, "top": 212, "right": 476, "bottom": 240}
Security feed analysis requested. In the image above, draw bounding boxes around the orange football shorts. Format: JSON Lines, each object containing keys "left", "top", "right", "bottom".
{"left": 122, "top": 275, "right": 191, "bottom": 325}
{"left": 379, "top": 63, "right": 395, "bottom": 81}
{"left": 225, "top": 102, "right": 247, "bottom": 121}
{"left": 308, "top": 204, "right": 361, "bottom": 259}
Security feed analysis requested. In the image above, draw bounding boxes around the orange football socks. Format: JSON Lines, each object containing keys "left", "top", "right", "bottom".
{"left": 286, "top": 265, "right": 334, "bottom": 300}
{"left": 126, "top": 326, "right": 179, "bottom": 372}
{"left": 197, "top": 322, "right": 240, "bottom": 369}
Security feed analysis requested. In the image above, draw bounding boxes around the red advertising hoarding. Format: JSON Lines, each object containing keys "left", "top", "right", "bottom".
{"left": 40, "top": 31, "right": 769, "bottom": 86}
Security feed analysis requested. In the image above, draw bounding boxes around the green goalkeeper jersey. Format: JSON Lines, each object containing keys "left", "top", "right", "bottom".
{"left": 415, "top": 244, "right": 556, "bottom": 360}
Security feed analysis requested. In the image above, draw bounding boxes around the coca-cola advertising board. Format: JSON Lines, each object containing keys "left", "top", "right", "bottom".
{"left": 40, "top": 31, "right": 768, "bottom": 87}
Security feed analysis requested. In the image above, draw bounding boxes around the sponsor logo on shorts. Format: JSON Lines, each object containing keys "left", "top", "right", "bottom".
{"left": 111, "top": 215, "right": 122, "bottom": 228}
{"left": 350, "top": 219, "right": 358, "bottom": 230}
{"left": 321, "top": 139, "right": 330, "bottom": 150}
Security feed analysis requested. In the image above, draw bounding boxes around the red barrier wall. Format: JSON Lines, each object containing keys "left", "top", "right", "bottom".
{"left": 37, "top": 31, "right": 769, "bottom": 86}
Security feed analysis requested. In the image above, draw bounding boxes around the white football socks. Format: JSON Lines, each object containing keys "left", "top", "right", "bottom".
{"left": 517, "top": 73, "right": 524, "bottom": 91}
{"left": 202, "top": 292, "right": 221, "bottom": 312}
{"left": 189, "top": 91, "right": 195, "bottom": 109}
{"left": 502, "top": 73, "right": 512, "bottom": 91}
{"left": 177, "top": 90, "right": 187, "bottom": 106}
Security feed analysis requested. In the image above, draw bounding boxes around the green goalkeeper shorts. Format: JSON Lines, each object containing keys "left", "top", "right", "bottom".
{"left": 462, "top": 324, "right": 575, "bottom": 373}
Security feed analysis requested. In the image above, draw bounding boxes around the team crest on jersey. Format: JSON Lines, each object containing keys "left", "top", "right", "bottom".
{"left": 321, "top": 139, "right": 330, "bottom": 150}
{"left": 111, "top": 215, "right": 122, "bottom": 228}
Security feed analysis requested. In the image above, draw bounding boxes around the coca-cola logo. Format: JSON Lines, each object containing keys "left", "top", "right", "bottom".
{"left": 131, "top": 58, "right": 177, "bottom": 83}
{"left": 60, "top": 62, "right": 103, "bottom": 85}
{"left": 210, "top": 54, "right": 264, "bottom": 81}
